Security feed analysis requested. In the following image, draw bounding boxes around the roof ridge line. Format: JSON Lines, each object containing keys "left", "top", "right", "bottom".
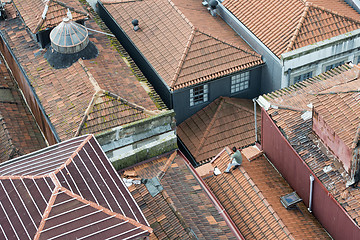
{"left": 0, "top": 175, "right": 47, "bottom": 180}
{"left": 286, "top": 2, "right": 311, "bottom": 52}
{"left": 210, "top": 146, "right": 231, "bottom": 164}
{"left": 78, "top": 59, "right": 101, "bottom": 92}
{"left": 53, "top": 0, "right": 89, "bottom": 17}
{"left": 60, "top": 186, "right": 153, "bottom": 233}
{"left": 0, "top": 115, "right": 17, "bottom": 158}
{"left": 351, "top": 122, "right": 360, "bottom": 149}
{"left": 33, "top": 186, "right": 60, "bottom": 240}
{"left": 197, "top": 30, "right": 262, "bottom": 58}
{"left": 310, "top": 2, "right": 360, "bottom": 25}
{"left": 105, "top": 90, "right": 159, "bottom": 116}
{"left": 170, "top": 27, "right": 196, "bottom": 89}
{"left": 157, "top": 150, "right": 177, "bottom": 179}
{"left": 53, "top": 135, "right": 93, "bottom": 175}
{"left": 194, "top": 98, "right": 225, "bottom": 158}
{"left": 223, "top": 97, "right": 255, "bottom": 114}
{"left": 75, "top": 89, "right": 104, "bottom": 137}
{"left": 167, "top": 0, "right": 194, "bottom": 28}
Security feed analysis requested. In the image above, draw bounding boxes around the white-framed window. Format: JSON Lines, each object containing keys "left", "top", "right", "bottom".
{"left": 231, "top": 71, "right": 249, "bottom": 94}
{"left": 324, "top": 60, "right": 345, "bottom": 72}
{"left": 190, "top": 84, "right": 208, "bottom": 106}
{"left": 293, "top": 71, "right": 313, "bottom": 84}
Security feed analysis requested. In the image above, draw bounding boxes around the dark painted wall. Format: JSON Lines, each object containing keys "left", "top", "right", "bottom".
{"left": 261, "top": 108, "right": 360, "bottom": 239}
{"left": 0, "top": 31, "right": 58, "bottom": 145}
{"left": 97, "top": 2, "right": 172, "bottom": 108}
{"left": 173, "top": 66, "right": 262, "bottom": 124}
{"left": 98, "top": 2, "right": 262, "bottom": 124}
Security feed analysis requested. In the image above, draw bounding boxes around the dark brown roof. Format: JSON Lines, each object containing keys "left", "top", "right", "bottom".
{"left": 121, "top": 151, "right": 237, "bottom": 239}
{"left": 13, "top": 0, "right": 88, "bottom": 33}
{"left": 263, "top": 64, "right": 360, "bottom": 227}
{"left": 223, "top": 0, "right": 360, "bottom": 57}
{"left": 178, "top": 97, "right": 260, "bottom": 164}
{"left": 0, "top": 135, "right": 151, "bottom": 239}
{"left": 204, "top": 147, "right": 331, "bottom": 239}
{"left": 0, "top": 54, "right": 46, "bottom": 163}
{"left": 1, "top": 2, "right": 165, "bottom": 141}
{"left": 101, "top": 0, "right": 262, "bottom": 90}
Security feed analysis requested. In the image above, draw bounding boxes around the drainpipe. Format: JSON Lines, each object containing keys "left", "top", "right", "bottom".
{"left": 287, "top": 68, "right": 292, "bottom": 86}
{"left": 252, "top": 98, "right": 258, "bottom": 143}
{"left": 308, "top": 174, "right": 315, "bottom": 213}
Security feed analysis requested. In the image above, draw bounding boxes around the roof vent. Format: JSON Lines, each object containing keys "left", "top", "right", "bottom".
{"left": 132, "top": 19, "right": 139, "bottom": 31}
{"left": 207, "top": 0, "right": 218, "bottom": 17}
{"left": 50, "top": 18, "right": 89, "bottom": 54}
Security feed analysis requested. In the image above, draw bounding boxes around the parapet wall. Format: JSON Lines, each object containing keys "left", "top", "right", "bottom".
{"left": 96, "top": 110, "right": 177, "bottom": 170}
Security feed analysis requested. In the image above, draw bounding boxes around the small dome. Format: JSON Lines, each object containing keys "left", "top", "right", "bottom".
{"left": 50, "top": 18, "right": 89, "bottom": 54}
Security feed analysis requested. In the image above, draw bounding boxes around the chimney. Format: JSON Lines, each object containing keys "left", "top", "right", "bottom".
{"left": 132, "top": 19, "right": 139, "bottom": 31}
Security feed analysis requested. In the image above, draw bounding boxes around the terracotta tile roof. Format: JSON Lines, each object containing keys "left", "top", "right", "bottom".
{"left": 313, "top": 91, "right": 360, "bottom": 149}
{"left": 101, "top": 0, "right": 262, "bottom": 90}
{"left": 1, "top": 2, "right": 165, "bottom": 141}
{"left": 0, "top": 55, "right": 46, "bottom": 163}
{"left": 263, "top": 64, "right": 360, "bottom": 227}
{"left": 223, "top": 0, "right": 360, "bottom": 57}
{"left": 178, "top": 97, "right": 260, "bottom": 164}
{"left": 0, "top": 135, "right": 152, "bottom": 239}
{"left": 204, "top": 147, "right": 331, "bottom": 239}
{"left": 121, "top": 151, "right": 237, "bottom": 239}
{"left": 12, "top": 0, "right": 89, "bottom": 33}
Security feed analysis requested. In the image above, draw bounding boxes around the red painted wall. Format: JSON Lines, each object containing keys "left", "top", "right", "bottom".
{"left": 261, "top": 108, "right": 360, "bottom": 240}
{"left": 313, "top": 109, "right": 352, "bottom": 172}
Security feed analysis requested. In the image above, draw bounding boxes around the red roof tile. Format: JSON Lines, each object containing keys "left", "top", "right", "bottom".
{"left": 263, "top": 64, "right": 360, "bottom": 228}
{"left": 0, "top": 54, "right": 46, "bottom": 163}
{"left": 1, "top": 2, "right": 165, "bottom": 141}
{"left": 101, "top": 0, "right": 262, "bottom": 90}
{"left": 0, "top": 135, "right": 151, "bottom": 239}
{"left": 121, "top": 151, "right": 237, "bottom": 239}
{"left": 13, "top": 0, "right": 88, "bottom": 33}
{"left": 223, "top": 0, "right": 360, "bottom": 57}
{"left": 178, "top": 97, "right": 260, "bottom": 164}
{"left": 205, "top": 147, "right": 331, "bottom": 239}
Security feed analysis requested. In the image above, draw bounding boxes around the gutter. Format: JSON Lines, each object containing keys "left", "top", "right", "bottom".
{"left": 178, "top": 150, "right": 245, "bottom": 240}
{"left": 0, "top": 30, "right": 60, "bottom": 143}
{"left": 252, "top": 97, "right": 258, "bottom": 143}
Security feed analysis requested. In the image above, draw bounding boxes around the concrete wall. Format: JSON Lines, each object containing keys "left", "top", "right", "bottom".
{"left": 219, "top": 2, "right": 360, "bottom": 91}
{"left": 281, "top": 29, "right": 360, "bottom": 86}
{"left": 261, "top": 108, "right": 360, "bottom": 239}
{"left": 312, "top": 109, "right": 352, "bottom": 173}
{"left": 96, "top": 110, "right": 177, "bottom": 170}
{"left": 173, "top": 67, "right": 262, "bottom": 124}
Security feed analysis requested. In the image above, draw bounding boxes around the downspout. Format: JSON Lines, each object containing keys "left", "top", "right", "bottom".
{"left": 287, "top": 68, "right": 292, "bottom": 85}
{"left": 308, "top": 175, "right": 315, "bottom": 213}
{"left": 179, "top": 150, "right": 245, "bottom": 240}
{"left": 252, "top": 97, "right": 258, "bottom": 143}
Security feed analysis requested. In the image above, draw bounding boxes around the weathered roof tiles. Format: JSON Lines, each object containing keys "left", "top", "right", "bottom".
{"left": 101, "top": 0, "right": 263, "bottom": 90}
{"left": 223, "top": 0, "right": 360, "bottom": 57}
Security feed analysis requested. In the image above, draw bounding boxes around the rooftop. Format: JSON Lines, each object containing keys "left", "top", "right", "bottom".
{"left": 178, "top": 97, "right": 260, "bottom": 164}
{"left": 101, "top": 0, "right": 263, "bottom": 90}
{"left": 1, "top": 1, "right": 166, "bottom": 141}
{"left": 0, "top": 54, "right": 46, "bottom": 163}
{"left": 262, "top": 64, "right": 360, "bottom": 226}
{"left": 0, "top": 134, "right": 151, "bottom": 239}
{"left": 12, "top": 0, "right": 89, "bottom": 33}
{"left": 223, "top": 0, "right": 360, "bottom": 57}
{"left": 203, "top": 147, "right": 331, "bottom": 239}
{"left": 121, "top": 150, "right": 237, "bottom": 239}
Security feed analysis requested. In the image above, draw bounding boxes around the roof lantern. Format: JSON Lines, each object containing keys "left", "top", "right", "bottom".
{"left": 50, "top": 17, "right": 89, "bottom": 54}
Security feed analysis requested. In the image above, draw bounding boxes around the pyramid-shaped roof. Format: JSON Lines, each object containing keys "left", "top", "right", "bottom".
{"left": 224, "top": 0, "right": 360, "bottom": 57}
{"left": 13, "top": 0, "right": 88, "bottom": 33}
{"left": 0, "top": 135, "right": 152, "bottom": 239}
{"left": 178, "top": 97, "right": 260, "bottom": 164}
{"left": 102, "top": 0, "right": 262, "bottom": 90}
